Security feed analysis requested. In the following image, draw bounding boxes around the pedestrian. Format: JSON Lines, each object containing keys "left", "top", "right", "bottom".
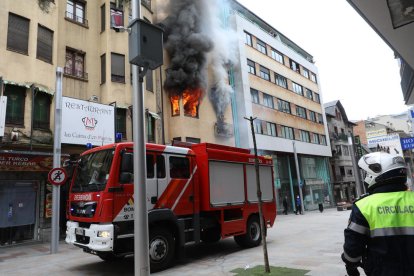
{"left": 295, "top": 195, "right": 302, "bottom": 215}
{"left": 342, "top": 152, "right": 414, "bottom": 276}
{"left": 282, "top": 196, "right": 288, "bottom": 215}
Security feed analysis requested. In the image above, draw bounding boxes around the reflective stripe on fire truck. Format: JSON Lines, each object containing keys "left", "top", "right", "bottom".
{"left": 172, "top": 165, "right": 197, "bottom": 211}
{"left": 113, "top": 197, "right": 135, "bottom": 222}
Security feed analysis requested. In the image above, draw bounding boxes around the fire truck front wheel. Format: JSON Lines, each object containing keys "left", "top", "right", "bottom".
{"left": 234, "top": 215, "right": 262, "bottom": 248}
{"left": 149, "top": 227, "right": 175, "bottom": 273}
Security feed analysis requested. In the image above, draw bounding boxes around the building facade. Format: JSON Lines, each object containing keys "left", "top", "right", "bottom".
{"left": 324, "top": 100, "right": 358, "bottom": 203}
{"left": 230, "top": 1, "right": 332, "bottom": 212}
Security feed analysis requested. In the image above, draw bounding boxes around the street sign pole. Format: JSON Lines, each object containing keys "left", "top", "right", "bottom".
{"left": 348, "top": 133, "right": 364, "bottom": 196}
{"left": 51, "top": 67, "right": 63, "bottom": 254}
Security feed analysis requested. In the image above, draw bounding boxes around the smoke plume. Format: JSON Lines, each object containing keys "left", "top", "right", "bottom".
{"left": 162, "top": 0, "right": 238, "bottom": 121}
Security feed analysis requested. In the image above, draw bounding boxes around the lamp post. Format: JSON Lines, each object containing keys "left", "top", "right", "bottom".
{"left": 348, "top": 132, "right": 363, "bottom": 197}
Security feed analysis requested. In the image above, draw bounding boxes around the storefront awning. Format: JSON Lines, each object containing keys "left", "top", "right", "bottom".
{"left": 2, "top": 79, "right": 54, "bottom": 96}
{"left": 2, "top": 80, "right": 31, "bottom": 88}
{"left": 147, "top": 110, "right": 161, "bottom": 120}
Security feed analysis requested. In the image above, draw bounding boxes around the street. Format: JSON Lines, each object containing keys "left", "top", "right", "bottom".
{"left": 0, "top": 208, "right": 358, "bottom": 276}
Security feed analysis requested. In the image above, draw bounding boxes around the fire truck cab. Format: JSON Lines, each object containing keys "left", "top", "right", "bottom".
{"left": 66, "top": 142, "right": 276, "bottom": 272}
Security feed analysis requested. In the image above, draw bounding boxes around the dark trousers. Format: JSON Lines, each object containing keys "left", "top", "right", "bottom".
{"left": 295, "top": 204, "right": 302, "bottom": 214}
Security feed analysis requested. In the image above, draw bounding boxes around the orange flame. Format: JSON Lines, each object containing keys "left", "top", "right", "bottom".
{"left": 183, "top": 88, "right": 202, "bottom": 117}
{"left": 170, "top": 95, "right": 180, "bottom": 116}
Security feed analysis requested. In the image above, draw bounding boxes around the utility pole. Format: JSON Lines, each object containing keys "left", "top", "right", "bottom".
{"left": 292, "top": 141, "right": 305, "bottom": 214}
{"left": 244, "top": 116, "right": 270, "bottom": 273}
{"left": 51, "top": 67, "right": 63, "bottom": 254}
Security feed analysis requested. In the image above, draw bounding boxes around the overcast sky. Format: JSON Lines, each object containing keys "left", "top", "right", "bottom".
{"left": 236, "top": 0, "right": 409, "bottom": 121}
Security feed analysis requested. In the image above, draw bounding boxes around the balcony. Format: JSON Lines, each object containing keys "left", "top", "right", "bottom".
{"left": 65, "top": 11, "right": 88, "bottom": 27}
{"left": 330, "top": 132, "right": 348, "bottom": 142}
{"left": 64, "top": 67, "right": 88, "bottom": 81}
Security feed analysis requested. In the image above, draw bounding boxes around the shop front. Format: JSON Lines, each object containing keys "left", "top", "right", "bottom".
{"left": 0, "top": 151, "right": 61, "bottom": 246}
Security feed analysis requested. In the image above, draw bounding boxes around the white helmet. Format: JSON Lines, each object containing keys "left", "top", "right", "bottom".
{"left": 358, "top": 152, "right": 407, "bottom": 190}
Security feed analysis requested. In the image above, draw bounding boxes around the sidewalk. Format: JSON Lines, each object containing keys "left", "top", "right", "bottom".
{"left": 0, "top": 208, "right": 360, "bottom": 276}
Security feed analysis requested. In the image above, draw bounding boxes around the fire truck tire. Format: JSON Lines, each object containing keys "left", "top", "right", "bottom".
{"left": 149, "top": 227, "right": 175, "bottom": 273}
{"left": 234, "top": 215, "right": 262, "bottom": 248}
{"left": 97, "top": 252, "right": 124, "bottom": 262}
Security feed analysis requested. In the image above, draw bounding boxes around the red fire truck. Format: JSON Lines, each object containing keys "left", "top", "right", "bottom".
{"left": 65, "top": 142, "right": 277, "bottom": 272}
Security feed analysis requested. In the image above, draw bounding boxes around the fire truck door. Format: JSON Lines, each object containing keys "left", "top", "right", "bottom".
{"left": 146, "top": 153, "right": 157, "bottom": 211}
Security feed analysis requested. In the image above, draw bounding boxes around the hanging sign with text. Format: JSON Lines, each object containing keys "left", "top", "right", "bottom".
{"left": 61, "top": 97, "right": 115, "bottom": 146}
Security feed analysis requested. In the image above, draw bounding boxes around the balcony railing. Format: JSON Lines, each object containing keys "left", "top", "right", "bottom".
{"left": 64, "top": 67, "right": 88, "bottom": 80}
{"left": 65, "top": 11, "right": 88, "bottom": 27}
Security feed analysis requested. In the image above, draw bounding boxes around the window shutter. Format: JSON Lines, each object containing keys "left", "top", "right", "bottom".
{"left": 7, "top": 13, "right": 30, "bottom": 54}
{"left": 37, "top": 25, "right": 53, "bottom": 63}
{"left": 111, "top": 53, "right": 125, "bottom": 81}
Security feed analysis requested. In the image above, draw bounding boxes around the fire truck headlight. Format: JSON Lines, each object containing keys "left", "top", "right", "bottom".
{"left": 97, "top": 231, "right": 111, "bottom": 238}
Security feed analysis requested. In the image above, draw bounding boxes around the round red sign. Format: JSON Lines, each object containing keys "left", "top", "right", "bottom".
{"left": 48, "top": 167, "right": 68, "bottom": 186}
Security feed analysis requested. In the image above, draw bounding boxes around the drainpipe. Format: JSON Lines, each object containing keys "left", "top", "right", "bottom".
{"left": 159, "top": 67, "right": 165, "bottom": 144}
{"left": 30, "top": 84, "right": 35, "bottom": 151}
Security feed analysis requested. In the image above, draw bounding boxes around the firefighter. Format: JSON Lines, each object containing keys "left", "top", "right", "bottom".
{"left": 341, "top": 152, "right": 414, "bottom": 276}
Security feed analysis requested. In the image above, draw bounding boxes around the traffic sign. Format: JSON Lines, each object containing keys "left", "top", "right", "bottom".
{"left": 48, "top": 167, "right": 67, "bottom": 186}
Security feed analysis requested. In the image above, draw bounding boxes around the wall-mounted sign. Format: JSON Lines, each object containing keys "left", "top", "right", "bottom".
{"left": 401, "top": 137, "right": 414, "bottom": 150}
{"left": 367, "top": 133, "right": 403, "bottom": 156}
{"left": 0, "top": 153, "right": 55, "bottom": 172}
{"left": 62, "top": 97, "right": 115, "bottom": 146}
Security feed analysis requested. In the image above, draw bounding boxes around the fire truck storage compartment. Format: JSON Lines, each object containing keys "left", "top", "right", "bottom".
{"left": 208, "top": 161, "right": 244, "bottom": 207}
{"left": 245, "top": 165, "right": 274, "bottom": 202}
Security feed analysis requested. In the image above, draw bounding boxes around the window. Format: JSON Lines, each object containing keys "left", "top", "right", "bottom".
{"left": 101, "top": 4, "right": 106, "bottom": 32}
{"left": 147, "top": 113, "right": 155, "bottom": 142}
{"left": 310, "top": 72, "right": 317, "bottom": 83}
{"left": 186, "top": 137, "right": 200, "bottom": 143}
{"left": 292, "top": 82, "right": 303, "bottom": 96}
{"left": 116, "top": 108, "right": 126, "bottom": 140}
{"left": 263, "top": 93, "right": 274, "bottom": 108}
{"left": 33, "top": 93, "right": 51, "bottom": 129}
{"left": 274, "top": 73, "right": 287, "bottom": 88}
{"left": 145, "top": 69, "right": 153, "bottom": 92}
{"left": 66, "top": 0, "right": 87, "bottom": 25}
{"left": 334, "top": 126, "right": 338, "bottom": 134}
{"left": 170, "top": 156, "right": 190, "bottom": 179}
{"left": 336, "top": 145, "right": 342, "bottom": 155}
{"left": 343, "top": 145, "right": 350, "bottom": 156}
{"left": 289, "top": 59, "right": 300, "bottom": 73}
{"left": 312, "top": 133, "right": 320, "bottom": 144}
{"left": 278, "top": 99, "right": 291, "bottom": 113}
{"left": 250, "top": 88, "right": 259, "bottom": 104}
{"left": 110, "top": 2, "right": 124, "bottom": 27}
{"left": 7, "top": 13, "right": 30, "bottom": 55}
{"left": 37, "top": 25, "right": 53, "bottom": 63}
{"left": 302, "top": 67, "right": 309, "bottom": 78}
{"left": 64, "top": 48, "right": 87, "bottom": 79}
{"left": 280, "top": 125, "right": 294, "bottom": 140}
{"left": 305, "top": 89, "right": 313, "bottom": 100}
{"left": 100, "top": 54, "right": 106, "bottom": 84}
{"left": 320, "top": 135, "right": 327, "bottom": 145}
{"left": 296, "top": 106, "right": 307, "bottom": 119}
{"left": 340, "top": 166, "right": 345, "bottom": 176}
{"left": 247, "top": 59, "right": 256, "bottom": 74}
{"left": 170, "top": 95, "right": 180, "bottom": 116}
{"left": 271, "top": 49, "right": 283, "bottom": 64}
{"left": 300, "top": 130, "right": 310, "bottom": 142}
{"left": 4, "top": 85, "right": 26, "bottom": 126}
{"left": 265, "top": 122, "right": 277, "bottom": 136}
{"left": 347, "top": 168, "right": 353, "bottom": 176}
{"left": 309, "top": 111, "right": 316, "bottom": 122}
{"left": 314, "top": 93, "right": 320, "bottom": 103}
{"left": 146, "top": 154, "right": 154, "bottom": 179}
{"left": 111, "top": 53, "right": 125, "bottom": 82}
{"left": 317, "top": 113, "right": 324, "bottom": 124}
{"left": 259, "top": 65, "right": 270, "bottom": 81}
{"left": 256, "top": 39, "right": 267, "bottom": 55}
{"left": 254, "top": 120, "right": 263, "bottom": 134}
{"left": 245, "top": 32, "right": 252, "bottom": 46}
{"left": 156, "top": 155, "right": 166, "bottom": 178}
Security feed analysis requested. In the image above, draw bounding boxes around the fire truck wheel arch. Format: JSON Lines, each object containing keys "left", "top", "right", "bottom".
{"left": 149, "top": 227, "right": 176, "bottom": 273}
{"left": 234, "top": 215, "right": 262, "bottom": 248}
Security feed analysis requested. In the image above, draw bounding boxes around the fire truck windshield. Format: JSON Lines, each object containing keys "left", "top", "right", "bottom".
{"left": 71, "top": 149, "right": 114, "bottom": 192}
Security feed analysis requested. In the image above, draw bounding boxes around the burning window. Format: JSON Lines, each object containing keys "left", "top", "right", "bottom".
{"left": 170, "top": 95, "right": 180, "bottom": 116}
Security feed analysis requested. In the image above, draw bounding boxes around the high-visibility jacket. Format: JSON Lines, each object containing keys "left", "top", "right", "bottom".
{"left": 343, "top": 190, "right": 414, "bottom": 276}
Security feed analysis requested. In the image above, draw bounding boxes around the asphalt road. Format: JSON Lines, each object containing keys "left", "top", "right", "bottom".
{"left": 0, "top": 208, "right": 363, "bottom": 276}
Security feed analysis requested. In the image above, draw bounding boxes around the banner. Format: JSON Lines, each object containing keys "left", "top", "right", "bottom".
{"left": 401, "top": 137, "right": 414, "bottom": 150}
{"left": 61, "top": 97, "right": 115, "bottom": 146}
{"left": 0, "top": 153, "right": 54, "bottom": 172}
